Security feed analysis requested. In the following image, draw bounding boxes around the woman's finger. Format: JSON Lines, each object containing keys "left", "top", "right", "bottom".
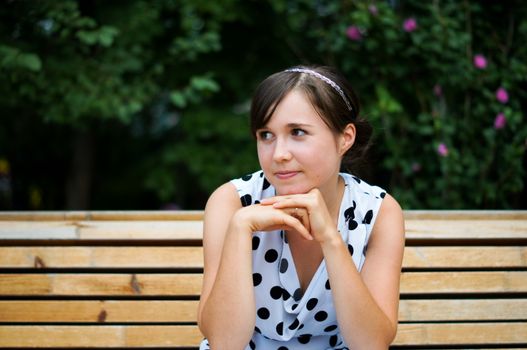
{"left": 283, "top": 207, "right": 310, "bottom": 232}
{"left": 282, "top": 214, "right": 313, "bottom": 240}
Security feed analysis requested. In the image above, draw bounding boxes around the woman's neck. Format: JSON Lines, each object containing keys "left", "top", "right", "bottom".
{"left": 318, "top": 173, "right": 345, "bottom": 225}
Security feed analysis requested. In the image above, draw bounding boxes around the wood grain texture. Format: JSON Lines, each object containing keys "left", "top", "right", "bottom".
{"left": 0, "top": 300, "right": 199, "bottom": 322}
{"left": 2, "top": 271, "right": 526, "bottom": 296}
{"left": 0, "top": 274, "right": 202, "bottom": 296}
{"left": 403, "top": 246, "right": 527, "bottom": 268}
{"left": 394, "top": 322, "right": 527, "bottom": 345}
{"left": 0, "top": 325, "right": 201, "bottom": 347}
{"left": 1, "top": 246, "right": 525, "bottom": 269}
{"left": 1, "top": 323, "right": 526, "bottom": 347}
{"left": 2, "top": 210, "right": 525, "bottom": 221}
{"left": 0, "top": 246, "right": 203, "bottom": 268}
{"left": 0, "top": 211, "right": 204, "bottom": 221}
{"left": 400, "top": 271, "right": 527, "bottom": 294}
{"left": 398, "top": 299, "right": 527, "bottom": 321}
{"left": 0, "top": 221, "right": 203, "bottom": 240}
{"left": 1, "top": 299, "right": 524, "bottom": 323}
{"left": 405, "top": 219, "right": 527, "bottom": 240}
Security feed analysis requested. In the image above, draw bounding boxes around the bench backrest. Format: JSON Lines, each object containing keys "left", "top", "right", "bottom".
{"left": 0, "top": 211, "right": 526, "bottom": 348}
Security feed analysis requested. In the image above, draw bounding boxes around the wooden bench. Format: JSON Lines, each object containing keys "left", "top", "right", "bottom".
{"left": 0, "top": 211, "right": 526, "bottom": 348}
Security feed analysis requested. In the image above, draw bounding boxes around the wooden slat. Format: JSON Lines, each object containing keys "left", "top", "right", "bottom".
{"left": 2, "top": 271, "right": 526, "bottom": 296}
{"left": 1, "top": 245, "right": 525, "bottom": 270}
{"left": 0, "top": 211, "right": 204, "bottom": 221}
{"left": 0, "top": 247, "right": 91, "bottom": 268}
{"left": 0, "top": 212, "right": 89, "bottom": 221}
{"left": 0, "top": 300, "right": 199, "bottom": 322}
{"left": 0, "top": 247, "right": 203, "bottom": 268}
{"left": 403, "top": 246, "right": 527, "bottom": 268}
{"left": 0, "top": 274, "right": 202, "bottom": 296}
{"left": 405, "top": 220, "right": 527, "bottom": 240}
{"left": 1, "top": 219, "right": 524, "bottom": 241}
{"left": 2, "top": 210, "right": 525, "bottom": 221}
{"left": 0, "top": 325, "right": 202, "bottom": 347}
{"left": 400, "top": 271, "right": 527, "bottom": 294}
{"left": 2, "top": 299, "right": 524, "bottom": 323}
{"left": 125, "top": 325, "right": 202, "bottom": 347}
{"left": 0, "top": 221, "right": 203, "bottom": 241}
{"left": 0, "top": 325, "right": 123, "bottom": 347}
{"left": 398, "top": 299, "right": 527, "bottom": 321}
{"left": 394, "top": 322, "right": 527, "bottom": 345}
{"left": 403, "top": 210, "right": 527, "bottom": 220}
{"left": 1, "top": 246, "right": 525, "bottom": 269}
{"left": 1, "top": 214, "right": 526, "bottom": 242}
{"left": 0, "top": 222, "right": 78, "bottom": 240}
{"left": 0, "top": 323, "right": 525, "bottom": 347}
{"left": 77, "top": 221, "right": 202, "bottom": 240}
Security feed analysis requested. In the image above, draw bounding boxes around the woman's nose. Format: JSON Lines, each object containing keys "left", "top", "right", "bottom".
{"left": 272, "top": 138, "right": 293, "bottom": 162}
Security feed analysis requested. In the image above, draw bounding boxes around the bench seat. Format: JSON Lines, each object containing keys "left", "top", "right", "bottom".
{"left": 0, "top": 210, "right": 526, "bottom": 348}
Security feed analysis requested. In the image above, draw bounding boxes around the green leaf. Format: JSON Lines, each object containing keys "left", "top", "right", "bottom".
{"left": 190, "top": 76, "right": 220, "bottom": 93}
{"left": 170, "top": 92, "right": 187, "bottom": 108}
{"left": 99, "top": 26, "right": 119, "bottom": 47}
{"left": 19, "top": 54, "right": 42, "bottom": 71}
{"left": 76, "top": 30, "right": 98, "bottom": 45}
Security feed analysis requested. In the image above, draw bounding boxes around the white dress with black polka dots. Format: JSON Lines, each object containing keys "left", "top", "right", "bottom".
{"left": 199, "top": 170, "right": 386, "bottom": 350}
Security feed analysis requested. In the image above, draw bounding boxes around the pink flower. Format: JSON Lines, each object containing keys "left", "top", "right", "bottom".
{"left": 346, "top": 26, "right": 362, "bottom": 41}
{"left": 473, "top": 54, "right": 487, "bottom": 69}
{"left": 403, "top": 18, "right": 417, "bottom": 32}
{"left": 411, "top": 162, "right": 422, "bottom": 172}
{"left": 496, "top": 87, "right": 509, "bottom": 104}
{"left": 494, "top": 113, "right": 506, "bottom": 129}
{"left": 437, "top": 143, "right": 449, "bottom": 157}
{"left": 433, "top": 84, "right": 442, "bottom": 97}
{"left": 369, "top": 5, "right": 378, "bottom": 16}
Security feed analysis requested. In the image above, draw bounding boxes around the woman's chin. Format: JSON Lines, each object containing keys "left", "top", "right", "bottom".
{"left": 275, "top": 185, "right": 312, "bottom": 196}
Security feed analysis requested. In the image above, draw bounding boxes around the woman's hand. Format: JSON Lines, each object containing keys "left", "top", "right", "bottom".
{"left": 259, "top": 188, "right": 337, "bottom": 243}
{"left": 231, "top": 203, "right": 313, "bottom": 241}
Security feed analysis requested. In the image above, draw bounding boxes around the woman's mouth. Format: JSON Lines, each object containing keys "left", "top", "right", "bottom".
{"left": 275, "top": 171, "right": 299, "bottom": 180}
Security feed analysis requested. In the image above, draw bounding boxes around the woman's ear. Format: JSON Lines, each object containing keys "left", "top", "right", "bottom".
{"left": 339, "top": 123, "right": 356, "bottom": 156}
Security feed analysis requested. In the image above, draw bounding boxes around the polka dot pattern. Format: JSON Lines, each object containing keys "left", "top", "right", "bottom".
{"left": 257, "top": 307, "right": 270, "bottom": 319}
{"left": 279, "top": 258, "right": 288, "bottom": 273}
{"left": 253, "top": 273, "right": 262, "bottom": 287}
{"left": 306, "top": 298, "right": 318, "bottom": 311}
{"left": 199, "top": 171, "right": 386, "bottom": 350}
{"left": 265, "top": 249, "right": 278, "bottom": 263}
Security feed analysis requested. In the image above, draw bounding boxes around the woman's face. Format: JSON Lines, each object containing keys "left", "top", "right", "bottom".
{"left": 256, "top": 90, "right": 353, "bottom": 195}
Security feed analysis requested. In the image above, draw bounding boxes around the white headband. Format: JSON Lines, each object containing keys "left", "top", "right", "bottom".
{"left": 284, "top": 68, "right": 353, "bottom": 112}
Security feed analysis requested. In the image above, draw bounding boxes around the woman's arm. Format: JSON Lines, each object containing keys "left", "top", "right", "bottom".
{"left": 197, "top": 183, "right": 255, "bottom": 350}
{"left": 197, "top": 182, "right": 312, "bottom": 350}
{"left": 322, "top": 194, "right": 405, "bottom": 349}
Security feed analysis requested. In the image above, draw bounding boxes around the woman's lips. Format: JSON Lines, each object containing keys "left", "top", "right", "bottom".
{"left": 275, "top": 171, "right": 299, "bottom": 180}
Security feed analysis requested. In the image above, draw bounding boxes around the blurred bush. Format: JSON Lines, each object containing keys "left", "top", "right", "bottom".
{"left": 0, "top": 0, "right": 525, "bottom": 209}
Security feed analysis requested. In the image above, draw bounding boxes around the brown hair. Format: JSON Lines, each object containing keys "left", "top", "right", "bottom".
{"left": 250, "top": 65, "right": 373, "bottom": 173}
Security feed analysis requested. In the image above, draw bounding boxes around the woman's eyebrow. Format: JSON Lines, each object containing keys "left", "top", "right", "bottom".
{"left": 286, "top": 122, "right": 313, "bottom": 128}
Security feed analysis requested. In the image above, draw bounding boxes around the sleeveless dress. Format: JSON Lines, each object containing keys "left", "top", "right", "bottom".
{"left": 199, "top": 170, "right": 386, "bottom": 350}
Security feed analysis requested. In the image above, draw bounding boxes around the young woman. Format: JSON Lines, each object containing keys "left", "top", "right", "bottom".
{"left": 197, "top": 66, "right": 405, "bottom": 350}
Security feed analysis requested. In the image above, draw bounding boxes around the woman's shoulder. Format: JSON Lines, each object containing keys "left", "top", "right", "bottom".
{"left": 341, "top": 173, "right": 387, "bottom": 201}
{"left": 230, "top": 170, "right": 274, "bottom": 206}
{"left": 205, "top": 169, "right": 269, "bottom": 215}
{"left": 204, "top": 182, "right": 241, "bottom": 217}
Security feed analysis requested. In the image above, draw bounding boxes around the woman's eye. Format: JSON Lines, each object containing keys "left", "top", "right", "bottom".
{"left": 292, "top": 128, "right": 306, "bottom": 137}
{"left": 258, "top": 131, "right": 273, "bottom": 140}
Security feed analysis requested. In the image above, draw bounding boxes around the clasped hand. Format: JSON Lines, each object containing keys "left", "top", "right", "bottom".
{"left": 235, "top": 188, "right": 336, "bottom": 243}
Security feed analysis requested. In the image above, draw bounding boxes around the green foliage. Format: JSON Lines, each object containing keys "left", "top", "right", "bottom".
{"left": 0, "top": 0, "right": 525, "bottom": 209}
{"left": 145, "top": 106, "right": 258, "bottom": 202}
